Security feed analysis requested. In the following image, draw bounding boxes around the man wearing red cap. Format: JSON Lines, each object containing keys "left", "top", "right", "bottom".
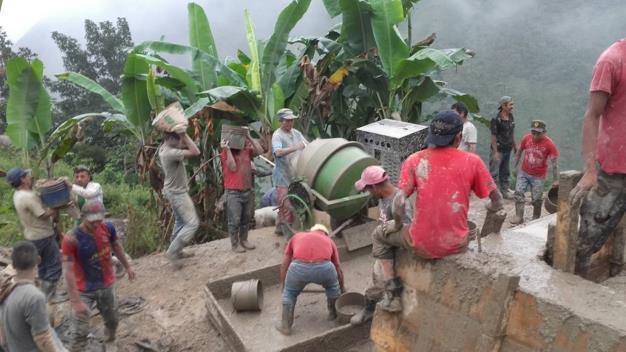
{"left": 570, "top": 38, "right": 626, "bottom": 274}
{"left": 351, "top": 165, "right": 413, "bottom": 322}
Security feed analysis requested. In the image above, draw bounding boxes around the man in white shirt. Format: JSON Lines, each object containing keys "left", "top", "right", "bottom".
{"left": 452, "top": 102, "right": 478, "bottom": 153}
{"left": 72, "top": 165, "right": 103, "bottom": 207}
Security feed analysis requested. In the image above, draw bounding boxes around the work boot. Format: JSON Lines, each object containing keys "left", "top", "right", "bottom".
{"left": 231, "top": 244, "right": 246, "bottom": 253}
{"left": 501, "top": 188, "right": 514, "bottom": 200}
{"left": 167, "top": 253, "right": 183, "bottom": 270}
{"left": 378, "top": 278, "right": 403, "bottom": 313}
{"left": 104, "top": 326, "right": 117, "bottom": 342}
{"left": 532, "top": 201, "right": 542, "bottom": 220}
{"left": 510, "top": 202, "right": 525, "bottom": 225}
{"left": 327, "top": 298, "right": 338, "bottom": 321}
{"left": 241, "top": 240, "right": 256, "bottom": 250}
{"left": 350, "top": 299, "right": 377, "bottom": 326}
{"left": 275, "top": 304, "right": 295, "bottom": 335}
{"left": 177, "top": 250, "right": 195, "bottom": 259}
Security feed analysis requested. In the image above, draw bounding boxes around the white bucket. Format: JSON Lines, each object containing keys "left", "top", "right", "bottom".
{"left": 152, "top": 102, "right": 187, "bottom": 132}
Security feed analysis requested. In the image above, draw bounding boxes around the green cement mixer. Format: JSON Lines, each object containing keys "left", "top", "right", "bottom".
{"left": 286, "top": 138, "right": 378, "bottom": 230}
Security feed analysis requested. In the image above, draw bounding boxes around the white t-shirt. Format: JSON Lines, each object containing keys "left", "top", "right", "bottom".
{"left": 72, "top": 182, "right": 103, "bottom": 204}
{"left": 459, "top": 121, "right": 478, "bottom": 152}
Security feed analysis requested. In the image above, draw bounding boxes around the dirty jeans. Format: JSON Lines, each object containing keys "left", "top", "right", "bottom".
{"left": 165, "top": 191, "right": 199, "bottom": 258}
{"left": 371, "top": 221, "right": 413, "bottom": 260}
{"left": 225, "top": 189, "right": 252, "bottom": 247}
{"left": 69, "top": 286, "right": 118, "bottom": 351}
{"left": 276, "top": 186, "right": 294, "bottom": 226}
{"left": 490, "top": 148, "right": 512, "bottom": 191}
{"left": 364, "top": 259, "right": 386, "bottom": 302}
{"left": 282, "top": 261, "right": 341, "bottom": 306}
{"left": 514, "top": 170, "right": 545, "bottom": 204}
{"left": 576, "top": 170, "right": 626, "bottom": 273}
{"left": 31, "top": 235, "right": 62, "bottom": 300}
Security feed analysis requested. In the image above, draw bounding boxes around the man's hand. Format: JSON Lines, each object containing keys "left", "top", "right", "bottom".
{"left": 220, "top": 138, "right": 230, "bottom": 150}
{"left": 486, "top": 199, "right": 504, "bottom": 212}
{"left": 72, "top": 300, "right": 90, "bottom": 318}
{"left": 569, "top": 170, "right": 597, "bottom": 205}
{"left": 59, "top": 176, "right": 72, "bottom": 187}
{"left": 126, "top": 267, "right": 136, "bottom": 281}
{"left": 493, "top": 151, "right": 502, "bottom": 162}
{"left": 297, "top": 142, "right": 306, "bottom": 150}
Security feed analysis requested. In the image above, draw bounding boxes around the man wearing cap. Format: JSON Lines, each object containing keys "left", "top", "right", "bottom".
{"left": 570, "top": 38, "right": 626, "bottom": 274}
{"left": 61, "top": 200, "right": 135, "bottom": 351}
{"left": 158, "top": 127, "right": 201, "bottom": 268}
{"left": 275, "top": 224, "right": 345, "bottom": 335}
{"left": 271, "top": 108, "right": 307, "bottom": 237}
{"left": 220, "top": 128, "right": 263, "bottom": 253}
{"left": 510, "top": 120, "right": 559, "bottom": 224}
{"left": 7, "top": 168, "right": 62, "bottom": 300}
{"left": 452, "top": 102, "right": 478, "bottom": 153}
{"left": 350, "top": 165, "right": 413, "bottom": 322}
{"left": 489, "top": 96, "right": 517, "bottom": 199}
{"left": 71, "top": 165, "right": 103, "bottom": 207}
{"left": 375, "top": 111, "right": 503, "bottom": 312}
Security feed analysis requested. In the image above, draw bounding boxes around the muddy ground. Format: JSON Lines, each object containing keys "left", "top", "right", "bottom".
{"left": 48, "top": 197, "right": 547, "bottom": 351}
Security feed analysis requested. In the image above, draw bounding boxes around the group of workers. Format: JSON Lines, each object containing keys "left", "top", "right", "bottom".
{"left": 1, "top": 37, "right": 625, "bottom": 350}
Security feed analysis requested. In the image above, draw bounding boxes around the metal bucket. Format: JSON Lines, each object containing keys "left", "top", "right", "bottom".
{"left": 221, "top": 124, "right": 247, "bottom": 150}
{"left": 231, "top": 279, "right": 263, "bottom": 312}
{"left": 544, "top": 186, "right": 558, "bottom": 214}
{"left": 39, "top": 180, "right": 70, "bottom": 208}
{"left": 335, "top": 292, "right": 365, "bottom": 324}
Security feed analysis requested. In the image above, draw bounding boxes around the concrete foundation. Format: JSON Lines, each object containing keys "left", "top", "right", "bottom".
{"left": 370, "top": 214, "right": 626, "bottom": 352}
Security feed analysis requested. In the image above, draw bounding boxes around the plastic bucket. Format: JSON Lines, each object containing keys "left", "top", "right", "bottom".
{"left": 152, "top": 102, "right": 187, "bottom": 132}
{"left": 544, "top": 186, "right": 558, "bottom": 214}
{"left": 335, "top": 292, "right": 365, "bottom": 324}
{"left": 39, "top": 180, "right": 70, "bottom": 208}
{"left": 221, "top": 124, "right": 247, "bottom": 150}
{"left": 231, "top": 279, "right": 263, "bottom": 312}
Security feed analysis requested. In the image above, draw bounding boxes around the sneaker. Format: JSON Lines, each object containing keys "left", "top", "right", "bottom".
{"left": 232, "top": 244, "right": 246, "bottom": 253}
{"left": 241, "top": 240, "right": 256, "bottom": 250}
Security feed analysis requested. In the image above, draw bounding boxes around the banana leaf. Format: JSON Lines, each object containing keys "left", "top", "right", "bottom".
{"left": 237, "top": 49, "right": 251, "bottom": 65}
{"left": 440, "top": 87, "right": 480, "bottom": 113}
{"left": 55, "top": 72, "right": 125, "bottom": 113}
{"left": 135, "top": 53, "right": 197, "bottom": 102}
{"left": 146, "top": 69, "right": 165, "bottom": 112}
{"left": 394, "top": 47, "right": 471, "bottom": 87}
{"left": 121, "top": 54, "right": 152, "bottom": 134}
{"left": 244, "top": 9, "right": 262, "bottom": 94}
{"left": 368, "top": 0, "right": 408, "bottom": 83}
{"left": 199, "top": 86, "right": 261, "bottom": 122}
{"left": 268, "top": 83, "right": 285, "bottom": 129}
{"left": 188, "top": 2, "right": 218, "bottom": 90}
{"left": 338, "top": 0, "right": 376, "bottom": 58}
{"left": 184, "top": 97, "right": 211, "bottom": 119}
{"left": 5, "top": 57, "right": 51, "bottom": 150}
{"left": 322, "top": 0, "right": 341, "bottom": 17}
{"left": 261, "top": 0, "right": 312, "bottom": 96}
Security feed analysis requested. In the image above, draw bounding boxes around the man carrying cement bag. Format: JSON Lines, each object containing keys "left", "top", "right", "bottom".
{"left": 350, "top": 165, "right": 413, "bottom": 324}
{"left": 367, "top": 111, "right": 503, "bottom": 314}
{"left": 275, "top": 224, "right": 345, "bottom": 335}
{"left": 570, "top": 38, "right": 626, "bottom": 274}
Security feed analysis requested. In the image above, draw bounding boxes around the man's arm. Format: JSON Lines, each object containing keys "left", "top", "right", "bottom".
{"left": 551, "top": 156, "right": 559, "bottom": 187}
{"left": 570, "top": 91, "right": 609, "bottom": 204}
{"left": 490, "top": 134, "right": 500, "bottom": 160}
{"left": 486, "top": 189, "right": 504, "bottom": 212}
{"left": 221, "top": 139, "right": 237, "bottom": 172}
{"left": 112, "top": 242, "right": 136, "bottom": 281}
{"left": 274, "top": 143, "right": 304, "bottom": 158}
{"left": 33, "top": 329, "right": 61, "bottom": 352}
{"left": 245, "top": 129, "right": 264, "bottom": 157}
{"left": 26, "top": 293, "right": 60, "bottom": 352}
{"left": 71, "top": 182, "right": 102, "bottom": 200}
{"left": 330, "top": 244, "right": 345, "bottom": 292}
{"left": 512, "top": 149, "right": 523, "bottom": 175}
{"left": 180, "top": 133, "right": 201, "bottom": 159}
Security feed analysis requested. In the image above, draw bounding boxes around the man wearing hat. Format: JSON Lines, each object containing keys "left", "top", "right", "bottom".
{"left": 7, "top": 167, "right": 62, "bottom": 300}
{"left": 61, "top": 200, "right": 135, "bottom": 351}
{"left": 570, "top": 38, "right": 626, "bottom": 274}
{"left": 271, "top": 108, "right": 307, "bottom": 237}
{"left": 350, "top": 165, "right": 413, "bottom": 323}
{"left": 489, "top": 96, "right": 517, "bottom": 199}
{"left": 510, "top": 120, "right": 559, "bottom": 224}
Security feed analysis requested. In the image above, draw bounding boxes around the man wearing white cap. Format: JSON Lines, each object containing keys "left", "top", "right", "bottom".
{"left": 62, "top": 200, "right": 135, "bottom": 351}
{"left": 271, "top": 108, "right": 307, "bottom": 237}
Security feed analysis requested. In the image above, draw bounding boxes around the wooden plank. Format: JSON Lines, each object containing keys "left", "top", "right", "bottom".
{"left": 553, "top": 170, "right": 582, "bottom": 273}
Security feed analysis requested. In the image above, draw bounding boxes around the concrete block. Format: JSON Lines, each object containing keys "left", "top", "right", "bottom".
{"left": 552, "top": 326, "right": 590, "bottom": 352}
{"left": 501, "top": 338, "right": 538, "bottom": 352}
{"left": 396, "top": 253, "right": 433, "bottom": 293}
{"left": 505, "top": 292, "right": 546, "bottom": 351}
{"left": 610, "top": 337, "right": 626, "bottom": 352}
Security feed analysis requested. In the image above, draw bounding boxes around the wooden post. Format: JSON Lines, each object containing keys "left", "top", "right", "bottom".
{"left": 553, "top": 170, "right": 582, "bottom": 272}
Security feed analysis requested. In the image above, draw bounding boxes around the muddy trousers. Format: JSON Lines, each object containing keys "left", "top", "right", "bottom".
{"left": 514, "top": 171, "right": 544, "bottom": 204}
{"left": 69, "top": 286, "right": 118, "bottom": 352}
{"left": 489, "top": 148, "right": 512, "bottom": 191}
{"left": 31, "top": 235, "right": 62, "bottom": 300}
{"left": 225, "top": 189, "right": 252, "bottom": 247}
{"left": 165, "top": 191, "right": 199, "bottom": 257}
{"left": 282, "top": 261, "right": 341, "bottom": 306}
{"left": 576, "top": 170, "right": 626, "bottom": 273}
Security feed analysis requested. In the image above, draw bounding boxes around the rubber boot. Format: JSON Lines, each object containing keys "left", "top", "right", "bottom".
{"left": 350, "top": 299, "right": 377, "bottom": 326}
{"left": 532, "top": 201, "right": 542, "bottom": 220}
{"left": 275, "top": 304, "right": 295, "bottom": 335}
{"left": 327, "top": 298, "right": 338, "bottom": 321}
{"left": 510, "top": 202, "right": 525, "bottom": 225}
{"left": 378, "top": 278, "right": 403, "bottom": 313}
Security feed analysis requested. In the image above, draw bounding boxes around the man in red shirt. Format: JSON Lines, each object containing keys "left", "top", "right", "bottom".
{"left": 372, "top": 111, "right": 503, "bottom": 313}
{"left": 220, "top": 128, "right": 263, "bottom": 253}
{"left": 62, "top": 200, "right": 135, "bottom": 351}
{"left": 510, "top": 120, "right": 559, "bottom": 224}
{"left": 275, "top": 224, "right": 345, "bottom": 335}
{"left": 570, "top": 39, "right": 626, "bottom": 274}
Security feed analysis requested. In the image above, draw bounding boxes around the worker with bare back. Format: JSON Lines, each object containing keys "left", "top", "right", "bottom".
{"left": 570, "top": 38, "right": 626, "bottom": 274}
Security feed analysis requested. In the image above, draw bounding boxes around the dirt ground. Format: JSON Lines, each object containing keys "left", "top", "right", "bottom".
{"left": 50, "top": 197, "right": 542, "bottom": 352}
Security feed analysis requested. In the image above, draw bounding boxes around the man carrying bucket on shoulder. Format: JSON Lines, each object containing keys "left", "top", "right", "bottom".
{"left": 156, "top": 104, "right": 201, "bottom": 269}
{"left": 7, "top": 167, "right": 62, "bottom": 301}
